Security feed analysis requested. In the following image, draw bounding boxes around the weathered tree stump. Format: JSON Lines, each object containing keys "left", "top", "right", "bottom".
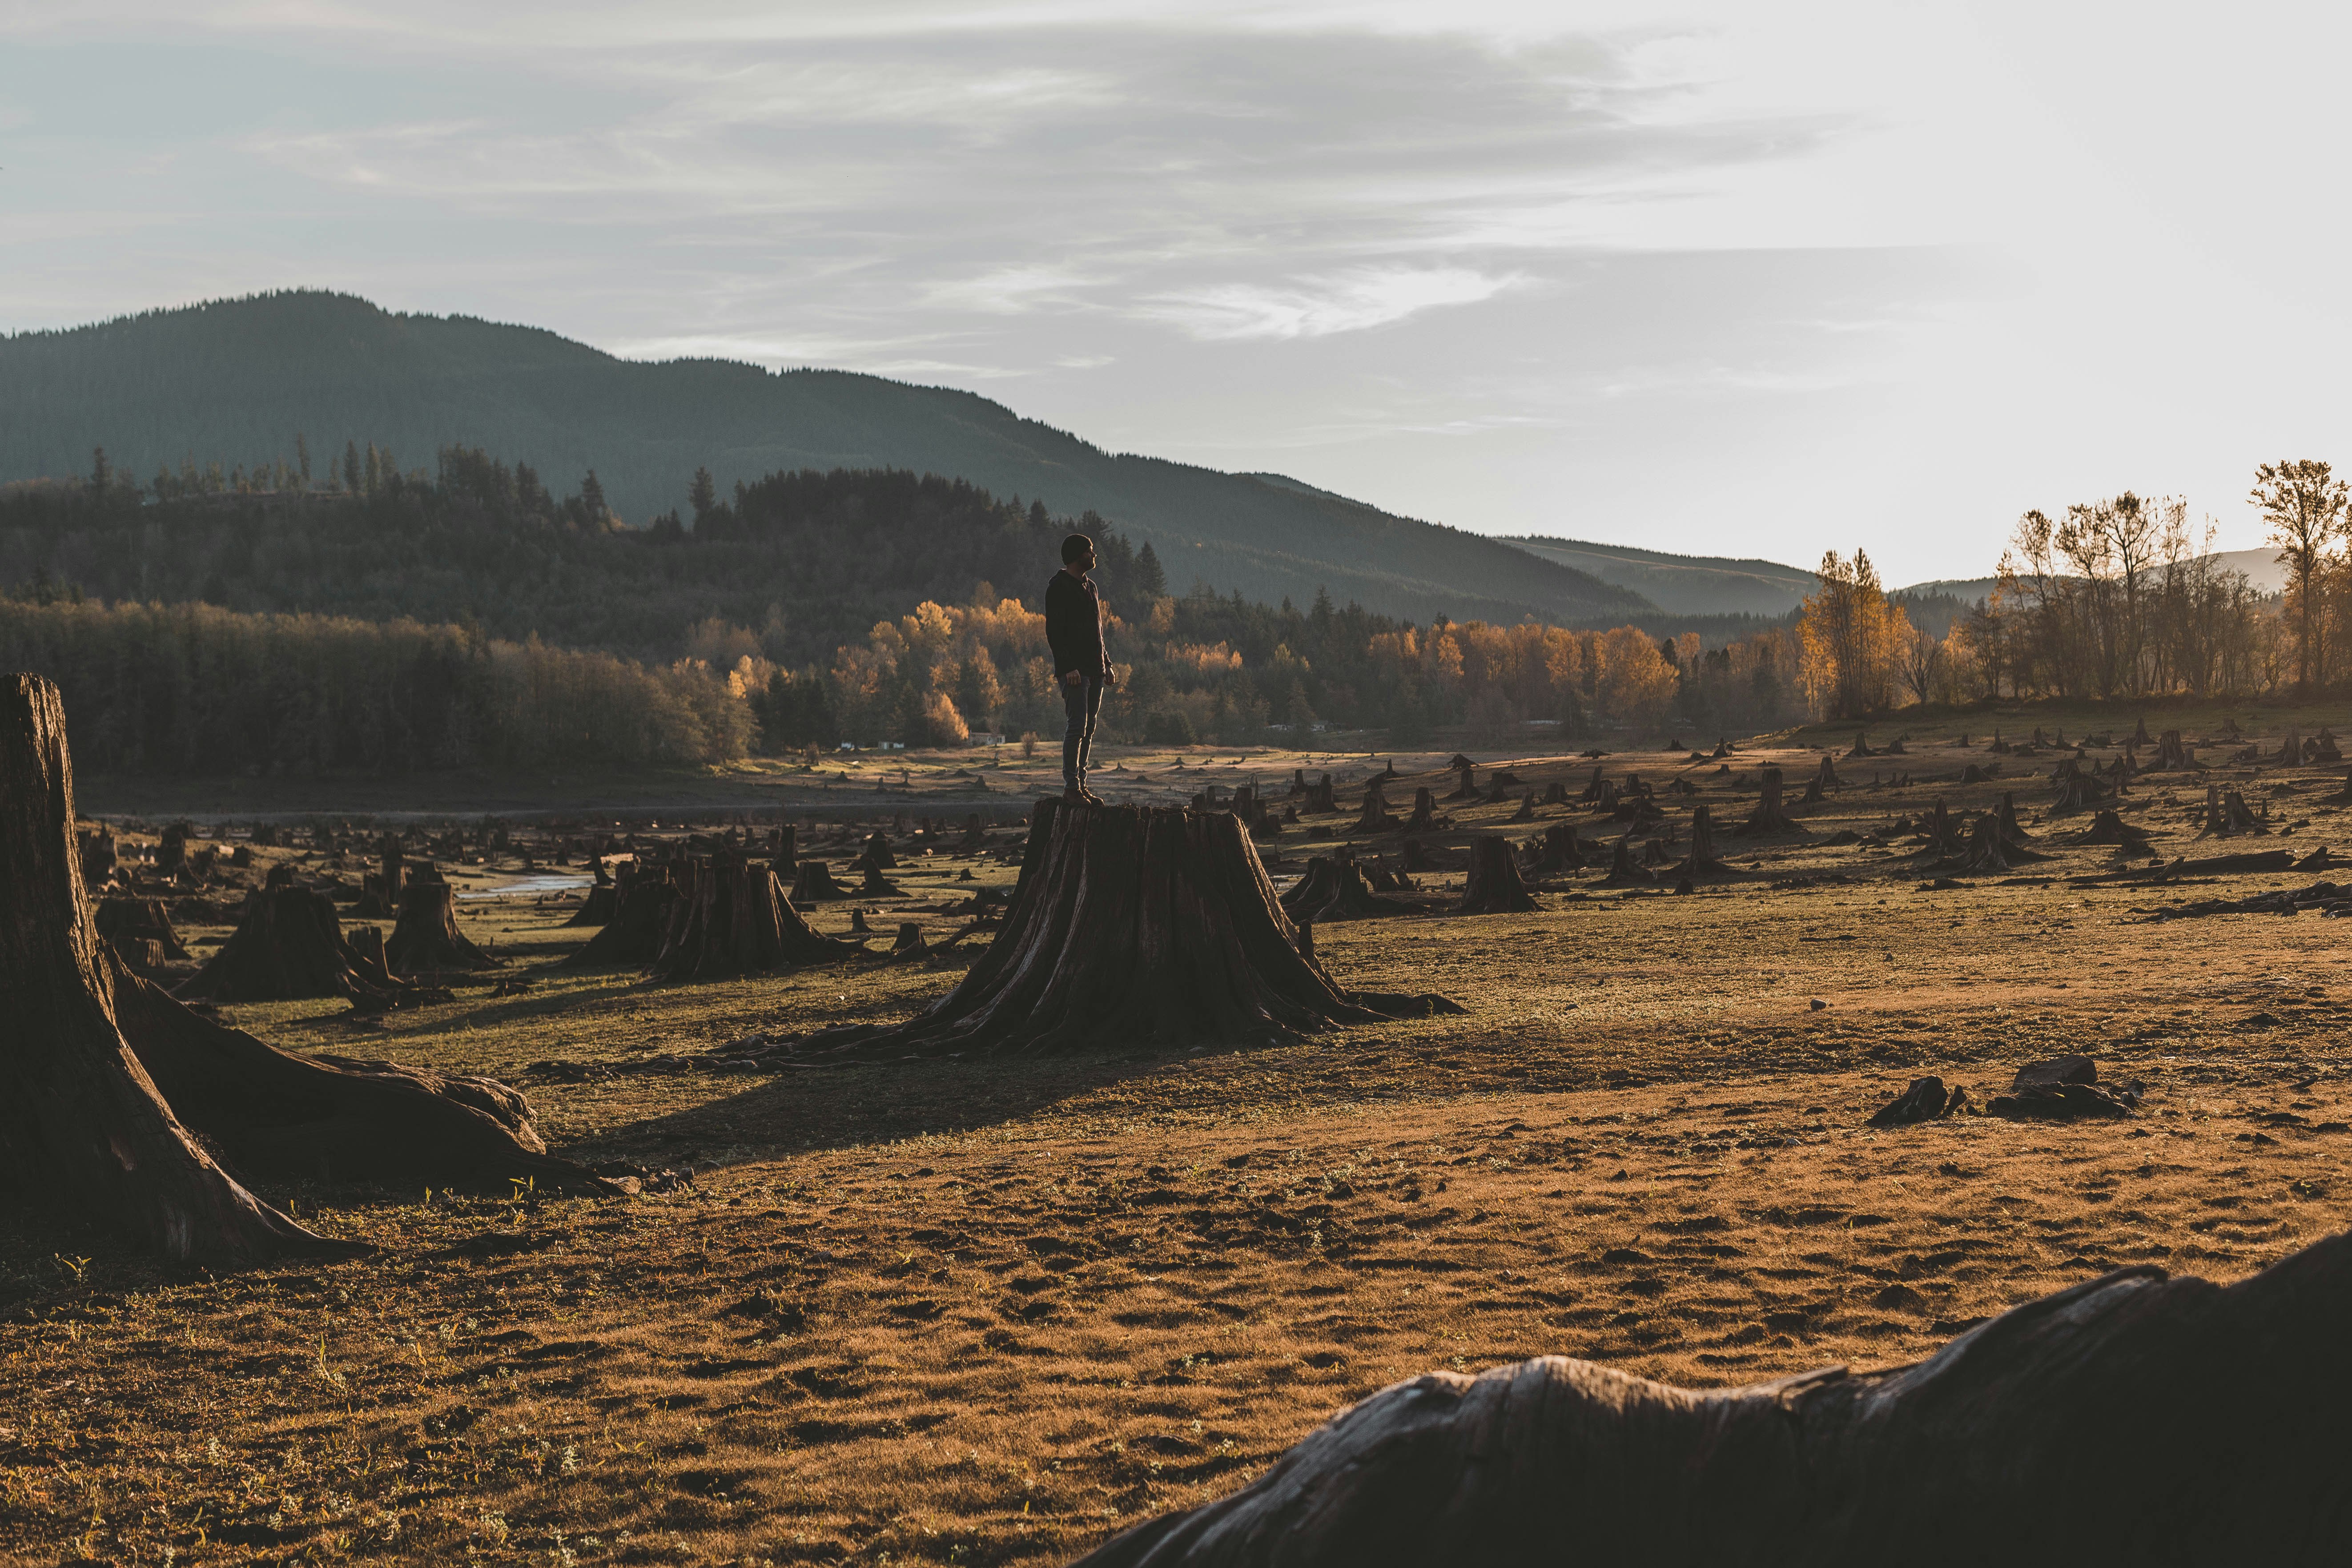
{"left": 1282, "top": 853, "right": 1403, "bottom": 922}
{"left": 179, "top": 885, "right": 410, "bottom": 1005}
{"left": 792, "top": 859, "right": 852, "bottom": 902}
{"left": 0, "top": 675, "right": 359, "bottom": 1264}
{"left": 1456, "top": 835, "right": 1537, "bottom": 914}
{"left": 1354, "top": 780, "right": 1399, "bottom": 833}
{"left": 1528, "top": 822, "right": 1583, "bottom": 876}
{"left": 860, "top": 864, "right": 906, "bottom": 897}
{"left": 564, "top": 861, "right": 678, "bottom": 967}
{"left": 1401, "top": 837, "right": 1432, "bottom": 872}
{"left": 1302, "top": 773, "right": 1339, "bottom": 813}
{"left": 651, "top": 856, "right": 856, "bottom": 982}
{"left": 384, "top": 870, "right": 503, "bottom": 974}
{"left": 1444, "top": 759, "right": 1479, "bottom": 800}
{"left": 1597, "top": 834, "right": 1653, "bottom": 888}
{"left": 776, "top": 822, "right": 801, "bottom": 868}
{"left": 1737, "top": 767, "right": 1802, "bottom": 836}
{"left": 2131, "top": 713, "right": 2154, "bottom": 747}
{"left": 563, "top": 881, "right": 620, "bottom": 927}
{"left": 856, "top": 831, "right": 897, "bottom": 871}
{"left": 1672, "top": 804, "right": 1740, "bottom": 881}
{"left": 1917, "top": 799, "right": 1965, "bottom": 856}
{"left": 2197, "top": 784, "right": 2267, "bottom": 838}
{"left": 95, "top": 896, "right": 191, "bottom": 965}
{"left": 2050, "top": 761, "right": 2111, "bottom": 814}
{"left": 2151, "top": 729, "right": 2200, "bottom": 770}
{"left": 1510, "top": 790, "right": 1535, "bottom": 822}
{"left": 2078, "top": 809, "right": 2158, "bottom": 856}
{"left": 1846, "top": 732, "right": 1872, "bottom": 758}
{"left": 353, "top": 833, "right": 405, "bottom": 918}
{"left": 1949, "top": 809, "right": 2048, "bottom": 873}
{"left": 792, "top": 802, "right": 1441, "bottom": 1056}
{"left": 1076, "top": 1230, "right": 2352, "bottom": 1568}
{"left": 1404, "top": 788, "right": 1438, "bottom": 833}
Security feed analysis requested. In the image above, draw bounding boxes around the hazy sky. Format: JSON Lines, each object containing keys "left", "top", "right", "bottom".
{"left": 4, "top": 1, "right": 2347, "bottom": 583}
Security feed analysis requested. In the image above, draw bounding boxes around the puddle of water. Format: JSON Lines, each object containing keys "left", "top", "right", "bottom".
{"left": 458, "top": 872, "right": 595, "bottom": 900}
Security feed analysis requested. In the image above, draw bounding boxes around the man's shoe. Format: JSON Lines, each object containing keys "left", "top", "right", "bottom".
{"left": 1062, "top": 786, "right": 1086, "bottom": 805}
{"left": 1078, "top": 786, "right": 1109, "bottom": 806}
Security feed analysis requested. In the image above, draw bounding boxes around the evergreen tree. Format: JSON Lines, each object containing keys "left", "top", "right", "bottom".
{"left": 1135, "top": 540, "right": 1167, "bottom": 599}
{"left": 688, "top": 466, "right": 718, "bottom": 525}
{"left": 342, "top": 440, "right": 361, "bottom": 492}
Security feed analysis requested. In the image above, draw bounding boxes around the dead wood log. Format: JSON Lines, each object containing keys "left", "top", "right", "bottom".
{"left": 1456, "top": 835, "right": 1537, "bottom": 914}
{"left": 0, "top": 673, "right": 366, "bottom": 1263}
{"left": 1075, "top": 1229, "right": 2352, "bottom": 1568}
{"left": 384, "top": 871, "right": 503, "bottom": 974}
{"left": 1867, "top": 1076, "right": 1967, "bottom": 1126}
{"left": 793, "top": 802, "right": 1436, "bottom": 1056}
{"left": 564, "top": 862, "right": 678, "bottom": 967}
{"left": 1737, "top": 767, "right": 1802, "bottom": 836}
{"left": 650, "top": 856, "right": 858, "bottom": 982}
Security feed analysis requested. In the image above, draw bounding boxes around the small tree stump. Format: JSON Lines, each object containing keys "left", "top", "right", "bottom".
{"left": 792, "top": 859, "right": 852, "bottom": 901}
{"left": 179, "top": 886, "right": 410, "bottom": 1005}
{"left": 565, "top": 861, "right": 678, "bottom": 967}
{"left": 1737, "top": 767, "right": 1801, "bottom": 836}
{"left": 1671, "top": 804, "right": 1739, "bottom": 881}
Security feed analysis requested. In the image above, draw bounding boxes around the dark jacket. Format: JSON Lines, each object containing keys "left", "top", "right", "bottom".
{"left": 1045, "top": 571, "right": 1109, "bottom": 680}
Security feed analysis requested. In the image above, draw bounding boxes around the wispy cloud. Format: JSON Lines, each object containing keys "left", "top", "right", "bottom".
{"left": 1142, "top": 266, "right": 1521, "bottom": 341}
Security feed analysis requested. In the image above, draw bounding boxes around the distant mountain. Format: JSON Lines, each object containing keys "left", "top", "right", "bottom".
{"left": 0, "top": 290, "right": 1651, "bottom": 630}
{"left": 1902, "top": 547, "right": 2288, "bottom": 610}
{"left": 1504, "top": 536, "right": 1816, "bottom": 616}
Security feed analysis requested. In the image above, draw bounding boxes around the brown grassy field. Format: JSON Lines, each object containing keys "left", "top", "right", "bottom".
{"left": 6, "top": 720, "right": 2352, "bottom": 1566}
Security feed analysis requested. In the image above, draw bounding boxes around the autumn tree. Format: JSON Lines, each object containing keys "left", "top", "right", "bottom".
{"left": 2251, "top": 459, "right": 2348, "bottom": 692}
{"left": 1797, "top": 550, "right": 1909, "bottom": 718}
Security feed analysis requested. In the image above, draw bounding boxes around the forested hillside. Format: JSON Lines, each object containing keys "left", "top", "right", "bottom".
{"left": 0, "top": 454, "right": 1154, "bottom": 668}
{"left": 0, "top": 290, "right": 1651, "bottom": 629}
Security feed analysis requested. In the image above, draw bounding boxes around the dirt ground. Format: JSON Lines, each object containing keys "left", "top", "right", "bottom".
{"left": 6, "top": 717, "right": 2351, "bottom": 1566}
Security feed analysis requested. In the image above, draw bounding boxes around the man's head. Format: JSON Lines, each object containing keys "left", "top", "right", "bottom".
{"left": 1061, "top": 532, "right": 1096, "bottom": 572}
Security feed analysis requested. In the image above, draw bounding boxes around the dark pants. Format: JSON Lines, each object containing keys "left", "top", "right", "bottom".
{"left": 1061, "top": 677, "right": 1103, "bottom": 789}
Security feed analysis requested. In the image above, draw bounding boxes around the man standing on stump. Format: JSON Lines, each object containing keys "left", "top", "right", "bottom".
{"left": 1047, "top": 531, "right": 1115, "bottom": 805}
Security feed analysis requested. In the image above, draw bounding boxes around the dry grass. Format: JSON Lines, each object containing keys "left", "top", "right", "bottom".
{"left": 8, "top": 727, "right": 2352, "bottom": 1565}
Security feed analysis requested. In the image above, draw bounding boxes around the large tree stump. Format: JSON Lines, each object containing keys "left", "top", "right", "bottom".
{"left": 1455, "top": 835, "right": 1537, "bottom": 914}
{"left": 0, "top": 674, "right": 361, "bottom": 1263}
{"left": 650, "top": 856, "right": 857, "bottom": 982}
{"left": 384, "top": 870, "right": 503, "bottom": 973}
{"left": 792, "top": 802, "right": 1439, "bottom": 1057}
{"left": 1737, "top": 767, "right": 1802, "bottom": 836}
{"left": 179, "top": 885, "right": 410, "bottom": 1005}
{"left": 2151, "top": 728, "right": 2200, "bottom": 770}
{"left": 1403, "top": 788, "right": 1438, "bottom": 833}
{"left": 1528, "top": 822, "right": 1583, "bottom": 876}
{"left": 1443, "top": 759, "right": 1478, "bottom": 800}
{"left": 1076, "top": 1232, "right": 2352, "bottom": 1568}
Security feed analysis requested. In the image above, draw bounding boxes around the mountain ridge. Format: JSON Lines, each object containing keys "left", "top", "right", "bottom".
{"left": 0, "top": 290, "right": 1652, "bottom": 631}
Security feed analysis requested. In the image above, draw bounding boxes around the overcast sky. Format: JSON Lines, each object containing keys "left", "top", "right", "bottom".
{"left": 4, "top": 1, "right": 2347, "bottom": 583}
